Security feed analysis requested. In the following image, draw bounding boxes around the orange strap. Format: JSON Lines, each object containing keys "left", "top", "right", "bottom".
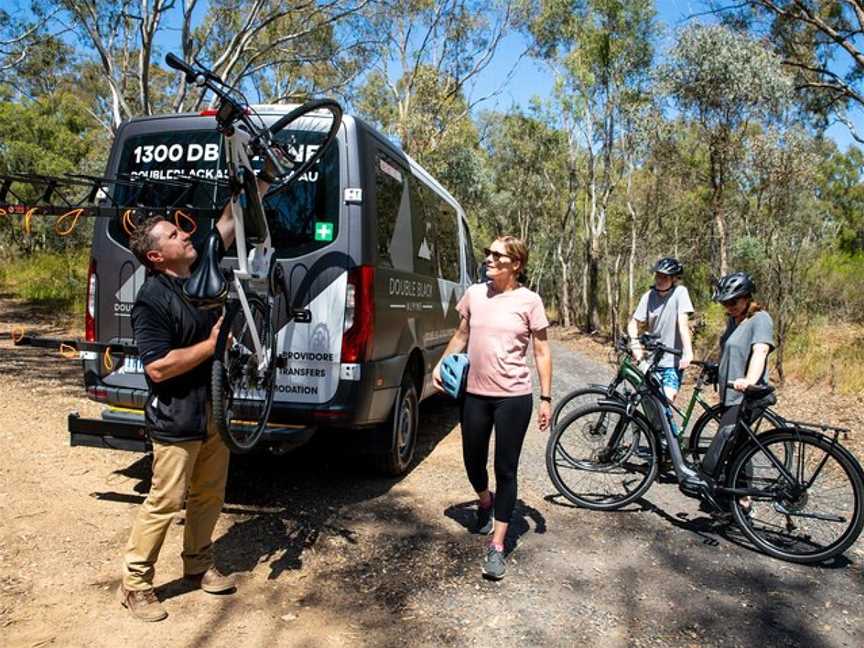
{"left": 122, "top": 209, "right": 137, "bottom": 236}
{"left": 54, "top": 208, "right": 85, "bottom": 236}
{"left": 174, "top": 209, "right": 197, "bottom": 235}
{"left": 23, "top": 207, "right": 38, "bottom": 235}
{"left": 10, "top": 326, "right": 24, "bottom": 343}
{"left": 59, "top": 343, "right": 79, "bottom": 359}
{"left": 103, "top": 347, "right": 115, "bottom": 371}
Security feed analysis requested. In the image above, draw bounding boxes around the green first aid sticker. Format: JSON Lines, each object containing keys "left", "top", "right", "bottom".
{"left": 314, "top": 221, "right": 334, "bottom": 241}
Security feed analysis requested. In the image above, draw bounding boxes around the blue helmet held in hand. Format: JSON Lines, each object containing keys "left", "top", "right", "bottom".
{"left": 440, "top": 353, "right": 469, "bottom": 400}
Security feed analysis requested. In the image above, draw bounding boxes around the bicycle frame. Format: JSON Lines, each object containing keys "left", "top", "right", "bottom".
{"left": 222, "top": 126, "right": 275, "bottom": 376}
{"left": 606, "top": 350, "right": 716, "bottom": 447}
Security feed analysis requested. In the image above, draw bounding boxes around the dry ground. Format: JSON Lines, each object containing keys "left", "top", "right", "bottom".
{"left": 1, "top": 299, "right": 863, "bottom": 647}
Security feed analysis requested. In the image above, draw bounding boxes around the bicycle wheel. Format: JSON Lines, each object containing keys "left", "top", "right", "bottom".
{"left": 212, "top": 294, "right": 277, "bottom": 453}
{"left": 688, "top": 403, "right": 784, "bottom": 461}
{"left": 727, "top": 429, "right": 864, "bottom": 564}
{"left": 546, "top": 403, "right": 658, "bottom": 510}
{"left": 552, "top": 384, "right": 627, "bottom": 430}
{"left": 266, "top": 99, "right": 342, "bottom": 188}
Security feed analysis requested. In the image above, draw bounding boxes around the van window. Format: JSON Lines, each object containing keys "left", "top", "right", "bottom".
{"left": 109, "top": 130, "right": 227, "bottom": 249}
{"left": 108, "top": 125, "right": 340, "bottom": 258}
{"left": 265, "top": 127, "right": 340, "bottom": 257}
{"left": 462, "top": 220, "right": 476, "bottom": 280}
{"left": 409, "top": 178, "right": 459, "bottom": 281}
{"left": 434, "top": 199, "right": 460, "bottom": 281}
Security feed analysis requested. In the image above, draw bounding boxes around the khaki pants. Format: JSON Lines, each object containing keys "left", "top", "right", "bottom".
{"left": 122, "top": 415, "right": 230, "bottom": 590}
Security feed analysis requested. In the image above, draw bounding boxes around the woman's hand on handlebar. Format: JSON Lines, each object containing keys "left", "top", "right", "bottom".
{"left": 679, "top": 350, "right": 692, "bottom": 370}
{"left": 730, "top": 378, "right": 755, "bottom": 392}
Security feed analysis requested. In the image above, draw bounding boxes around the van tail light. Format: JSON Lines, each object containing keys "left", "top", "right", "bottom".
{"left": 85, "top": 258, "right": 97, "bottom": 342}
{"left": 341, "top": 266, "right": 374, "bottom": 363}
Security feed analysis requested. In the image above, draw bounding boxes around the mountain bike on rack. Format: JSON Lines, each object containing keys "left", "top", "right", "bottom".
{"left": 546, "top": 336, "right": 864, "bottom": 564}
{"left": 164, "top": 52, "right": 342, "bottom": 453}
{"left": 550, "top": 334, "right": 785, "bottom": 461}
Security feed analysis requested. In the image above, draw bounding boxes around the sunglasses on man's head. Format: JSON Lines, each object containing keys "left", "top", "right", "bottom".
{"left": 483, "top": 247, "right": 511, "bottom": 262}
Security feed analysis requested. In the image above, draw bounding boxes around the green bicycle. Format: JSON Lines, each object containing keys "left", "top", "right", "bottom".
{"left": 550, "top": 335, "right": 786, "bottom": 461}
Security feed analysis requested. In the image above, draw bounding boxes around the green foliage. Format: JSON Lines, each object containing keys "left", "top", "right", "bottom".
{"left": 0, "top": 247, "right": 90, "bottom": 318}
{"left": 0, "top": 91, "right": 105, "bottom": 255}
{"left": 784, "top": 319, "right": 864, "bottom": 396}
{"left": 661, "top": 24, "right": 793, "bottom": 128}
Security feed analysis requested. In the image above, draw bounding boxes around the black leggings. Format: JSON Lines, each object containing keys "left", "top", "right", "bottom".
{"left": 460, "top": 393, "right": 533, "bottom": 523}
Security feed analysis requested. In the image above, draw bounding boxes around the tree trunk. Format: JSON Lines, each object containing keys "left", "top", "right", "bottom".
{"left": 557, "top": 240, "right": 572, "bottom": 328}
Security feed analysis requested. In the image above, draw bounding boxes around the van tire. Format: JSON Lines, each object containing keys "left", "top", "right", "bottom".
{"left": 374, "top": 372, "right": 419, "bottom": 476}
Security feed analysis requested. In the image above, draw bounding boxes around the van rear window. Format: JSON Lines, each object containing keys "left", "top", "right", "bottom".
{"left": 109, "top": 125, "right": 340, "bottom": 258}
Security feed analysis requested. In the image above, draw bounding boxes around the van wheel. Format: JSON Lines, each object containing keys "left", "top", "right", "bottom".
{"left": 375, "top": 372, "right": 419, "bottom": 476}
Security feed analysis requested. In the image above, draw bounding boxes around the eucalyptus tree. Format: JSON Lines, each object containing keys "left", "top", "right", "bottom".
{"left": 519, "top": 0, "right": 656, "bottom": 331}
{"left": 715, "top": 1, "right": 864, "bottom": 144}
{"left": 660, "top": 23, "right": 793, "bottom": 276}
{"left": 43, "top": 0, "right": 377, "bottom": 131}
{"left": 733, "top": 127, "right": 825, "bottom": 380}
{"left": 356, "top": 0, "right": 514, "bottom": 212}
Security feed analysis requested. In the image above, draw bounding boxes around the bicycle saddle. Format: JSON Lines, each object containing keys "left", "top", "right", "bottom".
{"left": 742, "top": 384, "right": 775, "bottom": 400}
{"left": 183, "top": 229, "right": 228, "bottom": 309}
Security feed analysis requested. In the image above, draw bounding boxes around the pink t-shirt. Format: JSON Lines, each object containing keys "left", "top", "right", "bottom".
{"left": 456, "top": 282, "right": 550, "bottom": 397}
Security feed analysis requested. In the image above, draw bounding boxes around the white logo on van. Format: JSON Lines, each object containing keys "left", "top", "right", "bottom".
{"left": 438, "top": 279, "right": 460, "bottom": 318}
{"left": 114, "top": 265, "right": 147, "bottom": 316}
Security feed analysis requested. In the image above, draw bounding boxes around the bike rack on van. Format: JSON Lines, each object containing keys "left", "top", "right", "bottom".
{"left": 0, "top": 171, "right": 225, "bottom": 236}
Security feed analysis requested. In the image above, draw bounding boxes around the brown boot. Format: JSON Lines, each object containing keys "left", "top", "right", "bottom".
{"left": 183, "top": 567, "right": 235, "bottom": 594}
{"left": 117, "top": 584, "right": 168, "bottom": 622}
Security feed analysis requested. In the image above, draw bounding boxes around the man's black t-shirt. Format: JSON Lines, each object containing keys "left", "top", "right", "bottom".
{"left": 131, "top": 240, "right": 220, "bottom": 443}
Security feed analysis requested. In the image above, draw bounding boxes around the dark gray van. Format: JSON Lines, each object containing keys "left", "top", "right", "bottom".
{"left": 72, "top": 106, "right": 476, "bottom": 475}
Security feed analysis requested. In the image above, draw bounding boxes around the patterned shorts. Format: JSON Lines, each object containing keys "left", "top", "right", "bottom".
{"left": 658, "top": 367, "right": 683, "bottom": 391}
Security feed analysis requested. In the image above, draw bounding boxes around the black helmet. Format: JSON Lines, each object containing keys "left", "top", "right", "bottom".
{"left": 653, "top": 257, "right": 683, "bottom": 276}
{"left": 713, "top": 272, "right": 755, "bottom": 302}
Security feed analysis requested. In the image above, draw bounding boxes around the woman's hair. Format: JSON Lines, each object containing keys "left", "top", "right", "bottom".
{"left": 496, "top": 235, "right": 529, "bottom": 282}
{"left": 745, "top": 298, "right": 765, "bottom": 319}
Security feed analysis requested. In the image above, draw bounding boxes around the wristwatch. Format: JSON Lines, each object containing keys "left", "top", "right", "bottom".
{"left": 540, "top": 395, "right": 552, "bottom": 403}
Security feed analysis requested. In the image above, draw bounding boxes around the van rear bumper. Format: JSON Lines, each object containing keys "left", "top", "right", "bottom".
{"left": 69, "top": 410, "right": 317, "bottom": 453}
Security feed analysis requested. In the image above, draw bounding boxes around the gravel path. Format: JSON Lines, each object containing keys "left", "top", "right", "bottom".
{"left": 1, "top": 331, "right": 862, "bottom": 647}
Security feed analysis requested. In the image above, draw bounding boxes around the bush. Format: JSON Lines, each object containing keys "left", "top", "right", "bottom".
{"left": 812, "top": 251, "right": 864, "bottom": 323}
{"left": 784, "top": 320, "right": 864, "bottom": 396}
{"left": 0, "top": 248, "right": 90, "bottom": 319}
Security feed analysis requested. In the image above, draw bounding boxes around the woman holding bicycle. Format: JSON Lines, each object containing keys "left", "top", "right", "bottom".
{"left": 701, "top": 272, "right": 775, "bottom": 480}
{"left": 433, "top": 235, "right": 552, "bottom": 581}
{"left": 627, "top": 257, "right": 694, "bottom": 404}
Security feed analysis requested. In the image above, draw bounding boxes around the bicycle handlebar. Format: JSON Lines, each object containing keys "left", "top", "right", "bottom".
{"left": 165, "top": 53, "right": 197, "bottom": 81}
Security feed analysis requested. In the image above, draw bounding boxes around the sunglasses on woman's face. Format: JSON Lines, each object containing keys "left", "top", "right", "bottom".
{"left": 483, "top": 247, "right": 511, "bottom": 263}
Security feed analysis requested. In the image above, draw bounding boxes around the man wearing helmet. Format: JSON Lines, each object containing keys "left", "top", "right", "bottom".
{"left": 627, "top": 257, "right": 694, "bottom": 404}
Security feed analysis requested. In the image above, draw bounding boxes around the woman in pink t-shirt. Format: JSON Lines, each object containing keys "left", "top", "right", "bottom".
{"left": 433, "top": 235, "right": 552, "bottom": 580}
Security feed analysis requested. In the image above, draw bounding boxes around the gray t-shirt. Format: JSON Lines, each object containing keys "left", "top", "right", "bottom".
{"left": 633, "top": 285, "right": 694, "bottom": 368}
{"left": 718, "top": 311, "right": 775, "bottom": 406}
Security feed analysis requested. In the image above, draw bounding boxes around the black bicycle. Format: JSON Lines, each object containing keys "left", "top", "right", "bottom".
{"left": 550, "top": 334, "right": 785, "bottom": 462}
{"left": 165, "top": 53, "right": 342, "bottom": 452}
{"left": 546, "top": 337, "right": 864, "bottom": 564}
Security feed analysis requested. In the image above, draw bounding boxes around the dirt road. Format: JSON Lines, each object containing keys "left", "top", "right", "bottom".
{"left": 1, "top": 304, "right": 862, "bottom": 647}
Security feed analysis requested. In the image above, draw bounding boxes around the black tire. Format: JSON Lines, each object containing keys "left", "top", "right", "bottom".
{"left": 375, "top": 372, "right": 419, "bottom": 476}
{"left": 266, "top": 99, "right": 342, "bottom": 189}
{"left": 212, "top": 295, "right": 277, "bottom": 453}
{"left": 687, "top": 403, "right": 785, "bottom": 461}
{"left": 551, "top": 384, "right": 628, "bottom": 430}
{"left": 546, "top": 403, "right": 658, "bottom": 510}
{"left": 727, "top": 428, "right": 864, "bottom": 564}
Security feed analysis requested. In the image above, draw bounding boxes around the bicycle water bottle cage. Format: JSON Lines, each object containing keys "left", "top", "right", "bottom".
{"left": 183, "top": 229, "right": 228, "bottom": 309}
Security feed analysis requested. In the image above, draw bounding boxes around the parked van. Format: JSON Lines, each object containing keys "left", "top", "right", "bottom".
{"left": 71, "top": 106, "right": 477, "bottom": 475}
